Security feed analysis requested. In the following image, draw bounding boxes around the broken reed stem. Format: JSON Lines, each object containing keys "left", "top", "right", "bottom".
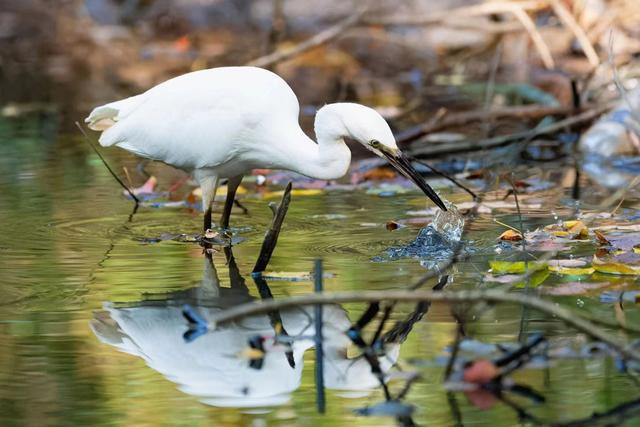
{"left": 247, "top": 6, "right": 368, "bottom": 68}
{"left": 212, "top": 289, "right": 640, "bottom": 361}
{"left": 253, "top": 182, "right": 292, "bottom": 273}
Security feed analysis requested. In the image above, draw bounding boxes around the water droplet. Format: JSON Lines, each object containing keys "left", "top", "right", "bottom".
{"left": 576, "top": 299, "right": 585, "bottom": 307}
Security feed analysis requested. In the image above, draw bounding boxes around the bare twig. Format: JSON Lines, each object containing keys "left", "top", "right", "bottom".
{"left": 253, "top": 182, "right": 292, "bottom": 273}
{"left": 247, "top": 6, "right": 368, "bottom": 68}
{"left": 396, "top": 104, "right": 578, "bottom": 145}
{"left": 75, "top": 121, "right": 140, "bottom": 206}
{"left": 409, "top": 103, "right": 614, "bottom": 158}
{"left": 211, "top": 289, "right": 640, "bottom": 361}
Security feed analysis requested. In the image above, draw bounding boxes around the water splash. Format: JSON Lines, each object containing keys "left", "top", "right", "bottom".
{"left": 431, "top": 201, "right": 465, "bottom": 244}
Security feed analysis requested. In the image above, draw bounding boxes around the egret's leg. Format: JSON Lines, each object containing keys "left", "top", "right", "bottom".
{"left": 196, "top": 171, "right": 219, "bottom": 232}
{"left": 220, "top": 175, "right": 243, "bottom": 230}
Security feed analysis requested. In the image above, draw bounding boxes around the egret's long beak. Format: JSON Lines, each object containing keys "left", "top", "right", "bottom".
{"left": 381, "top": 148, "right": 447, "bottom": 211}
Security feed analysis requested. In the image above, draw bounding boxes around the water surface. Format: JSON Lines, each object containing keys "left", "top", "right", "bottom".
{"left": 1, "top": 114, "right": 639, "bottom": 426}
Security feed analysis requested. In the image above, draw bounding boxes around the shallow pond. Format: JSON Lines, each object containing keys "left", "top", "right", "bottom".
{"left": 1, "top": 114, "right": 640, "bottom": 426}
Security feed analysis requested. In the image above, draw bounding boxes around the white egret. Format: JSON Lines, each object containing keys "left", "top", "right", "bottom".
{"left": 91, "top": 253, "right": 401, "bottom": 408}
{"left": 86, "top": 66, "right": 446, "bottom": 231}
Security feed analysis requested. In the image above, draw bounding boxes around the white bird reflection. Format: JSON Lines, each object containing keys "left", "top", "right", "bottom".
{"left": 91, "top": 250, "right": 402, "bottom": 408}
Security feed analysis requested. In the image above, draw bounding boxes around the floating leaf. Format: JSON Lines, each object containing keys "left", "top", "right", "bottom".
{"left": 386, "top": 221, "right": 402, "bottom": 231}
{"left": 544, "top": 220, "right": 589, "bottom": 240}
{"left": 260, "top": 271, "right": 311, "bottom": 281}
{"left": 128, "top": 176, "right": 157, "bottom": 196}
{"left": 264, "top": 188, "right": 323, "bottom": 198}
{"left": 498, "top": 229, "right": 523, "bottom": 241}
{"left": 592, "top": 253, "right": 640, "bottom": 275}
{"left": 489, "top": 261, "right": 547, "bottom": 274}
{"left": 485, "top": 268, "right": 549, "bottom": 288}
{"left": 463, "top": 359, "right": 499, "bottom": 384}
{"left": 548, "top": 265, "right": 595, "bottom": 276}
{"left": 543, "top": 281, "right": 609, "bottom": 296}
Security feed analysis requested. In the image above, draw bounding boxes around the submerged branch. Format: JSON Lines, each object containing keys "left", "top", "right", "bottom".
{"left": 212, "top": 289, "right": 640, "bottom": 361}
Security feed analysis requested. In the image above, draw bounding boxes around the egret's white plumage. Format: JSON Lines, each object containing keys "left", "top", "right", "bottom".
{"left": 86, "top": 66, "right": 445, "bottom": 230}
{"left": 91, "top": 255, "right": 400, "bottom": 408}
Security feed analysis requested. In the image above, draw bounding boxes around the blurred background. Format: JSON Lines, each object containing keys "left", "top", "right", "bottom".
{"left": 3, "top": 0, "right": 639, "bottom": 135}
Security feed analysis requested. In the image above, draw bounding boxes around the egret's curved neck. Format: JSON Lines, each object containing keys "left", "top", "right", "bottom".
{"left": 278, "top": 103, "right": 353, "bottom": 180}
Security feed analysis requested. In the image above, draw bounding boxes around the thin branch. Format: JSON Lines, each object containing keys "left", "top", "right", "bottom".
{"left": 253, "top": 182, "right": 292, "bottom": 273}
{"left": 211, "top": 289, "right": 640, "bottom": 361}
{"left": 396, "top": 104, "right": 578, "bottom": 146}
{"left": 409, "top": 103, "right": 614, "bottom": 158}
{"left": 75, "top": 121, "right": 140, "bottom": 205}
{"left": 247, "top": 6, "right": 368, "bottom": 68}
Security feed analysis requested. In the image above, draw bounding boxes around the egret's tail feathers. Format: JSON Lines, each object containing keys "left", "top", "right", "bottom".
{"left": 85, "top": 106, "right": 119, "bottom": 131}
{"left": 84, "top": 94, "right": 145, "bottom": 146}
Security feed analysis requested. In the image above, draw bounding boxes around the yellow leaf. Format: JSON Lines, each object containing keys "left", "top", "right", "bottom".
{"left": 489, "top": 261, "right": 547, "bottom": 274}
{"left": 592, "top": 263, "right": 640, "bottom": 275}
{"left": 513, "top": 269, "right": 550, "bottom": 288}
{"left": 548, "top": 265, "right": 595, "bottom": 276}
{"left": 498, "top": 230, "right": 523, "bottom": 241}
{"left": 261, "top": 271, "right": 312, "bottom": 281}
{"left": 264, "top": 189, "right": 323, "bottom": 198}
{"left": 592, "top": 254, "right": 640, "bottom": 275}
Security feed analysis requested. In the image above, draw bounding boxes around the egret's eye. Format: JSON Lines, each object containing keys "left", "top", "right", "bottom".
{"left": 370, "top": 140, "right": 381, "bottom": 148}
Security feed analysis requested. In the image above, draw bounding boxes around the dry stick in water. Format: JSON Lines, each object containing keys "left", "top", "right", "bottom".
{"left": 75, "top": 122, "right": 140, "bottom": 206}
{"left": 211, "top": 289, "right": 640, "bottom": 361}
{"left": 253, "top": 182, "right": 293, "bottom": 273}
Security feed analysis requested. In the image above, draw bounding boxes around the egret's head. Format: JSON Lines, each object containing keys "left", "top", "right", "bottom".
{"left": 316, "top": 103, "right": 446, "bottom": 211}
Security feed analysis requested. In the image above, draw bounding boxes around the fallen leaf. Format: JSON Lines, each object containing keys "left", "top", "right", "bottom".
{"left": 548, "top": 265, "right": 595, "bottom": 275}
{"left": 464, "top": 389, "right": 498, "bottom": 410}
{"left": 386, "top": 221, "right": 402, "bottom": 231}
{"left": 548, "top": 259, "right": 589, "bottom": 267}
{"left": 362, "top": 167, "right": 397, "bottom": 181}
{"left": 498, "top": 229, "right": 523, "bottom": 241}
{"left": 260, "top": 271, "right": 311, "bottom": 281}
{"left": 463, "top": 359, "right": 499, "bottom": 384}
{"left": 544, "top": 220, "right": 589, "bottom": 240}
{"left": 592, "top": 252, "right": 640, "bottom": 275}
{"left": 489, "top": 261, "right": 547, "bottom": 274}
{"left": 128, "top": 176, "right": 157, "bottom": 196}
{"left": 264, "top": 189, "right": 323, "bottom": 198}
{"left": 544, "top": 281, "right": 609, "bottom": 296}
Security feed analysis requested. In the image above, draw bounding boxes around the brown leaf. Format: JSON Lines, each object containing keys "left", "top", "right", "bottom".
{"left": 498, "top": 229, "right": 523, "bottom": 241}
